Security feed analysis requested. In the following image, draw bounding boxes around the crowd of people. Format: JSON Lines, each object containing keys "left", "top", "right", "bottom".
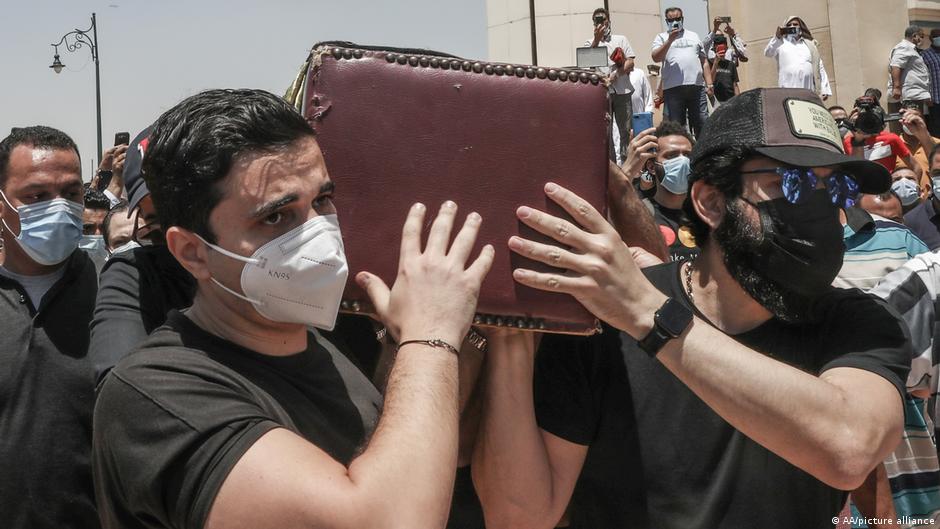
{"left": 5, "top": 6, "right": 940, "bottom": 529}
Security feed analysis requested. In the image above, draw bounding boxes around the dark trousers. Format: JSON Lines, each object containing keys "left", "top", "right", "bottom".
{"left": 611, "top": 93, "right": 633, "bottom": 162}
{"left": 663, "top": 85, "right": 708, "bottom": 139}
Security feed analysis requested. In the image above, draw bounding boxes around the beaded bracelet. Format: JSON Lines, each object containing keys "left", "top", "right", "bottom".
{"left": 397, "top": 339, "right": 460, "bottom": 356}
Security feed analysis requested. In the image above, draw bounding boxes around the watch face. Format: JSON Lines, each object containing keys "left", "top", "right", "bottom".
{"left": 657, "top": 298, "right": 693, "bottom": 337}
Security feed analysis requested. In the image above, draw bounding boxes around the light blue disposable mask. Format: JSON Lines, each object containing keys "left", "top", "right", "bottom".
{"left": 660, "top": 155, "right": 692, "bottom": 195}
{"left": 933, "top": 37, "right": 940, "bottom": 48}
{"left": 891, "top": 178, "right": 920, "bottom": 206}
{"left": 0, "top": 190, "right": 83, "bottom": 265}
{"left": 79, "top": 234, "right": 109, "bottom": 272}
{"left": 109, "top": 240, "right": 141, "bottom": 257}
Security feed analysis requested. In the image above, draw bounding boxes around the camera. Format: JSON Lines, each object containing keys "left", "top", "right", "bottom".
{"left": 670, "top": 20, "right": 681, "bottom": 30}
{"left": 854, "top": 96, "right": 886, "bottom": 134}
{"left": 593, "top": 15, "right": 606, "bottom": 25}
{"left": 782, "top": 26, "right": 800, "bottom": 35}
{"left": 719, "top": 16, "right": 732, "bottom": 23}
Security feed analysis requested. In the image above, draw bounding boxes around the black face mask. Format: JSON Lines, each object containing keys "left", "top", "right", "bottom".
{"left": 715, "top": 189, "right": 844, "bottom": 322}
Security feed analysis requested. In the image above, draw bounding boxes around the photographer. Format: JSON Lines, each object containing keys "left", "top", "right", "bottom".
{"left": 764, "top": 16, "right": 831, "bottom": 100}
{"left": 703, "top": 17, "right": 747, "bottom": 64}
{"left": 651, "top": 6, "right": 712, "bottom": 139}
{"left": 586, "top": 7, "right": 635, "bottom": 163}
{"left": 844, "top": 96, "right": 922, "bottom": 178}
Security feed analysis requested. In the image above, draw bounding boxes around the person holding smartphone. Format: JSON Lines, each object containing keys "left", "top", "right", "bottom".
{"left": 92, "top": 139, "right": 129, "bottom": 207}
{"left": 764, "top": 16, "right": 831, "bottom": 100}
{"left": 586, "top": 7, "right": 636, "bottom": 163}
{"left": 703, "top": 17, "right": 748, "bottom": 65}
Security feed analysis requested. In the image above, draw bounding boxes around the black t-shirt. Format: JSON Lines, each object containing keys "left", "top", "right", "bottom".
{"left": 645, "top": 198, "right": 700, "bottom": 263}
{"left": 712, "top": 58, "right": 739, "bottom": 102}
{"left": 93, "top": 311, "right": 383, "bottom": 529}
{"left": 534, "top": 261, "right": 910, "bottom": 529}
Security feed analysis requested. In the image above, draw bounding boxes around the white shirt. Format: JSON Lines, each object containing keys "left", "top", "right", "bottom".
{"left": 651, "top": 29, "right": 705, "bottom": 90}
{"left": 702, "top": 31, "right": 748, "bottom": 62}
{"left": 629, "top": 70, "right": 654, "bottom": 112}
{"left": 888, "top": 39, "right": 931, "bottom": 102}
{"left": 584, "top": 33, "right": 635, "bottom": 95}
{"left": 763, "top": 36, "right": 832, "bottom": 96}
{"left": 0, "top": 265, "right": 66, "bottom": 308}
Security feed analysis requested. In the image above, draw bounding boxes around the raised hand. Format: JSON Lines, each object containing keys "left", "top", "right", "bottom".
{"left": 509, "top": 183, "right": 665, "bottom": 338}
{"left": 357, "top": 201, "right": 495, "bottom": 349}
{"left": 622, "top": 128, "right": 658, "bottom": 179}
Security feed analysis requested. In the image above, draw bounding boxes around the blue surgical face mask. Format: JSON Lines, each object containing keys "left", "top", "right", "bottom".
{"left": 109, "top": 240, "right": 141, "bottom": 257}
{"left": 79, "top": 234, "right": 109, "bottom": 272}
{"left": 891, "top": 178, "right": 920, "bottom": 206}
{"left": 659, "top": 155, "right": 691, "bottom": 195}
{"left": 933, "top": 37, "right": 940, "bottom": 48}
{"left": 0, "top": 190, "right": 83, "bottom": 266}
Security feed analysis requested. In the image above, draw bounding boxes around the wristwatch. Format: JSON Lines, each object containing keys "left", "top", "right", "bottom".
{"left": 638, "top": 297, "right": 693, "bottom": 357}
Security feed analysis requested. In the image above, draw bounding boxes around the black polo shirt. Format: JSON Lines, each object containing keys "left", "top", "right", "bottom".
{"left": 904, "top": 197, "right": 940, "bottom": 250}
{"left": 0, "top": 250, "right": 100, "bottom": 528}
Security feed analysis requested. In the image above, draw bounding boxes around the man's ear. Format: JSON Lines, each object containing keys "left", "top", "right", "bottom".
{"left": 690, "top": 179, "right": 725, "bottom": 232}
{"left": 165, "top": 226, "right": 212, "bottom": 281}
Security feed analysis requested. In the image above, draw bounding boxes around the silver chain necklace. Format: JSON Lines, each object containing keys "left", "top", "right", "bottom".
{"left": 684, "top": 259, "right": 695, "bottom": 303}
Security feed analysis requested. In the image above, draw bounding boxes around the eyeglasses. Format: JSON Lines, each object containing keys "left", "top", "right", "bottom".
{"left": 739, "top": 167, "right": 860, "bottom": 209}
{"left": 666, "top": 17, "right": 684, "bottom": 22}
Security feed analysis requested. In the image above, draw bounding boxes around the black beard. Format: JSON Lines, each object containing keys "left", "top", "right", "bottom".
{"left": 712, "top": 198, "right": 812, "bottom": 323}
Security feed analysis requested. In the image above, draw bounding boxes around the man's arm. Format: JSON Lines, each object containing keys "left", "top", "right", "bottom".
{"left": 472, "top": 332, "right": 588, "bottom": 529}
{"left": 206, "top": 202, "right": 495, "bottom": 529}
{"left": 764, "top": 34, "right": 783, "bottom": 58}
{"left": 652, "top": 31, "right": 678, "bottom": 63}
{"left": 508, "top": 183, "right": 906, "bottom": 491}
{"left": 891, "top": 66, "right": 903, "bottom": 101}
{"left": 904, "top": 154, "right": 924, "bottom": 180}
{"left": 606, "top": 162, "right": 668, "bottom": 261}
{"left": 729, "top": 30, "right": 748, "bottom": 61}
{"left": 702, "top": 55, "right": 714, "bottom": 97}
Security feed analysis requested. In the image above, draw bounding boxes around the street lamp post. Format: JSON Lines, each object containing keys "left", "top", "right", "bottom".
{"left": 49, "top": 13, "right": 102, "bottom": 163}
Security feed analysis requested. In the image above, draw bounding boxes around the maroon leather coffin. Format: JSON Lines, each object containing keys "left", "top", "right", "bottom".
{"left": 300, "top": 42, "right": 609, "bottom": 334}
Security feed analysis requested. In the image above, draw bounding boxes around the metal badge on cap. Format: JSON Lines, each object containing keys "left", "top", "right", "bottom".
{"left": 784, "top": 99, "right": 844, "bottom": 152}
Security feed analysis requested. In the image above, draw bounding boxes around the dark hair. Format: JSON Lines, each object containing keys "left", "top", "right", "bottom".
{"left": 682, "top": 146, "right": 753, "bottom": 246}
{"left": 102, "top": 200, "right": 129, "bottom": 246}
{"left": 655, "top": 120, "right": 694, "bottom": 145}
{"left": 83, "top": 185, "right": 111, "bottom": 211}
{"left": 864, "top": 88, "right": 883, "bottom": 103}
{"left": 905, "top": 25, "right": 922, "bottom": 39}
{"left": 828, "top": 105, "right": 846, "bottom": 113}
{"left": 0, "top": 126, "right": 80, "bottom": 190}
{"left": 142, "top": 89, "right": 316, "bottom": 243}
{"left": 592, "top": 7, "right": 608, "bottom": 18}
{"left": 664, "top": 6, "right": 682, "bottom": 18}
{"left": 929, "top": 142, "right": 940, "bottom": 171}
{"left": 931, "top": 28, "right": 940, "bottom": 40}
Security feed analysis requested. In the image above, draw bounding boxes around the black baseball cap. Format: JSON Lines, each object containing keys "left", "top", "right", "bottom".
{"left": 123, "top": 125, "right": 153, "bottom": 216}
{"left": 690, "top": 88, "right": 890, "bottom": 194}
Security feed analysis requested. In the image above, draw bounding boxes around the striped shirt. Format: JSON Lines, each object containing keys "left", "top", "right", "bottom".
{"left": 868, "top": 251, "right": 940, "bottom": 527}
{"left": 834, "top": 213, "right": 929, "bottom": 291}
{"left": 920, "top": 47, "right": 940, "bottom": 104}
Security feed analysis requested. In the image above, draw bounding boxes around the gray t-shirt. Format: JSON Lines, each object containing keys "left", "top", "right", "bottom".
{"left": 889, "top": 39, "right": 931, "bottom": 102}
{"left": 652, "top": 29, "right": 705, "bottom": 90}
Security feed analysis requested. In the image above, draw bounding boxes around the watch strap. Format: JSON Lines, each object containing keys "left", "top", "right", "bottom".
{"left": 637, "top": 297, "right": 693, "bottom": 357}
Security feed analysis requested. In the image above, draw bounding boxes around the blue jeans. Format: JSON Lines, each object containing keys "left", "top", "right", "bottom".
{"left": 663, "top": 85, "right": 708, "bottom": 139}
